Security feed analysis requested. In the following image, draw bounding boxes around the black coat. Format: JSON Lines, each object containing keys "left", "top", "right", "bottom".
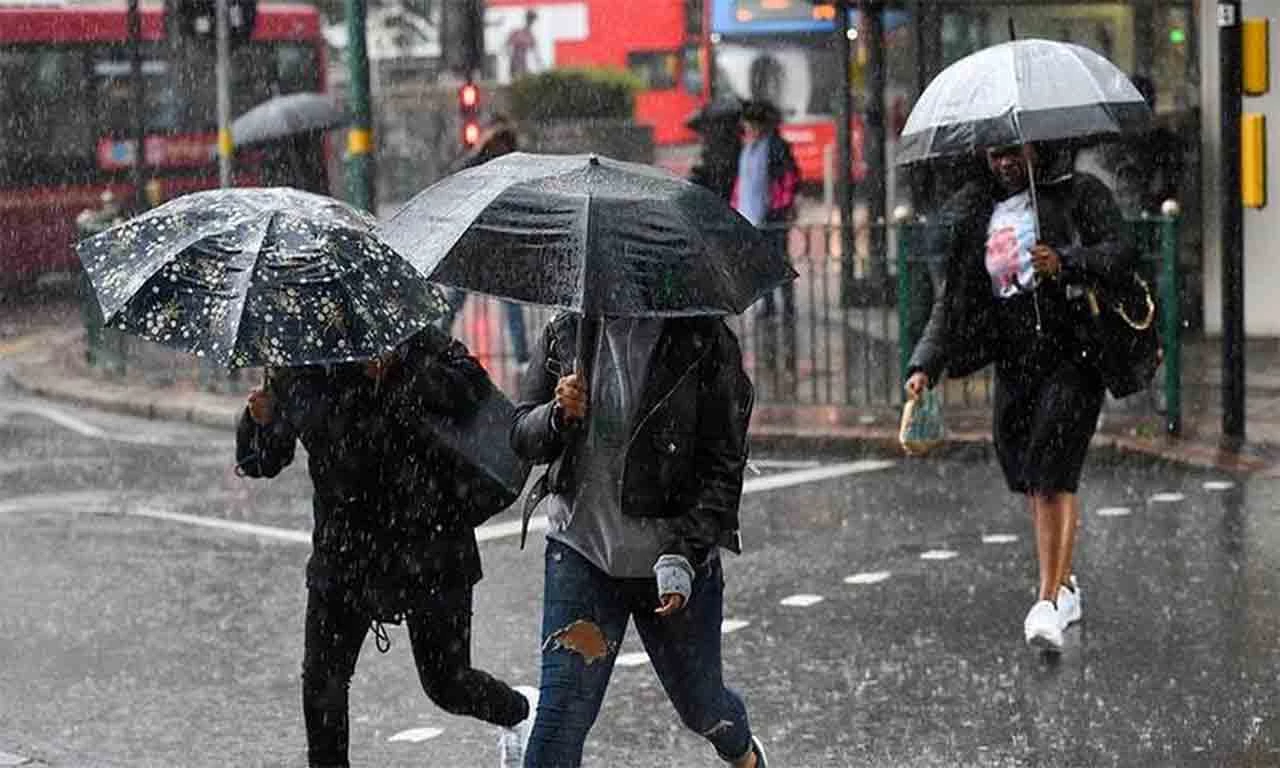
{"left": 510, "top": 315, "right": 754, "bottom": 563}
{"left": 235, "top": 327, "right": 489, "bottom": 620}
{"left": 908, "top": 172, "right": 1133, "bottom": 385}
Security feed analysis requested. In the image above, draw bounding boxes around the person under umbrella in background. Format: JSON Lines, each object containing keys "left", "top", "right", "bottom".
{"left": 687, "top": 98, "right": 742, "bottom": 202}
{"left": 904, "top": 141, "right": 1130, "bottom": 654}
{"left": 510, "top": 312, "right": 768, "bottom": 768}
{"left": 236, "top": 324, "right": 537, "bottom": 768}
{"left": 731, "top": 100, "right": 799, "bottom": 385}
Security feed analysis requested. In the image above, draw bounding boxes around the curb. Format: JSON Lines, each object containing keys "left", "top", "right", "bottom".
{"left": 4, "top": 330, "right": 1275, "bottom": 476}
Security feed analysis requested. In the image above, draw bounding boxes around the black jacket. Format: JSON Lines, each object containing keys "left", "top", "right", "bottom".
{"left": 510, "top": 315, "right": 754, "bottom": 563}
{"left": 235, "top": 327, "right": 489, "bottom": 620}
{"left": 908, "top": 172, "right": 1132, "bottom": 385}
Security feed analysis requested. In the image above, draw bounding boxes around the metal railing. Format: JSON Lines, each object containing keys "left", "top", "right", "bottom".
{"left": 79, "top": 210, "right": 1185, "bottom": 435}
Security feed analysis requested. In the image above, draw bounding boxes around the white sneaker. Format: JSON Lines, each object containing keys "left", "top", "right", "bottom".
{"left": 497, "top": 685, "right": 539, "bottom": 768}
{"left": 1057, "top": 575, "right": 1082, "bottom": 630}
{"left": 1024, "top": 600, "right": 1064, "bottom": 653}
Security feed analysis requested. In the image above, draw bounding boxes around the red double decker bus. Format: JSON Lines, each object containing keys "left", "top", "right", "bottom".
{"left": 0, "top": 1, "right": 325, "bottom": 283}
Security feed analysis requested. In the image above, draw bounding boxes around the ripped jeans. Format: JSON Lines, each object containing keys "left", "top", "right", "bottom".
{"left": 526, "top": 540, "right": 752, "bottom": 767}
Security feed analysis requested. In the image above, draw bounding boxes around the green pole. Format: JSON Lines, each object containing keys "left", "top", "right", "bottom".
{"left": 895, "top": 218, "right": 912, "bottom": 382}
{"left": 1161, "top": 205, "right": 1182, "bottom": 436}
{"left": 344, "top": 0, "right": 374, "bottom": 212}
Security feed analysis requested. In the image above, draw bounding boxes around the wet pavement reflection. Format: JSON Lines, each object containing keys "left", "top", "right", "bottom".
{"left": 0, "top": 392, "right": 1277, "bottom": 766}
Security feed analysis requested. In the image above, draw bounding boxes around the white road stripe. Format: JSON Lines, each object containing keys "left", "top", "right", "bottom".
{"left": 1150, "top": 492, "right": 1187, "bottom": 503}
{"left": 0, "top": 490, "right": 122, "bottom": 516}
{"left": 780, "top": 594, "right": 825, "bottom": 607}
{"left": 721, "top": 619, "right": 750, "bottom": 634}
{"left": 1096, "top": 506, "right": 1132, "bottom": 517}
{"left": 387, "top": 727, "right": 443, "bottom": 743}
{"left": 0, "top": 403, "right": 107, "bottom": 438}
{"left": 844, "top": 571, "right": 892, "bottom": 585}
{"left": 981, "top": 534, "right": 1019, "bottom": 544}
{"left": 31, "top": 460, "right": 897, "bottom": 546}
{"left": 919, "top": 549, "right": 958, "bottom": 561}
{"left": 1204, "top": 480, "right": 1236, "bottom": 492}
{"left": 748, "top": 459, "right": 822, "bottom": 470}
{"left": 130, "top": 507, "right": 311, "bottom": 544}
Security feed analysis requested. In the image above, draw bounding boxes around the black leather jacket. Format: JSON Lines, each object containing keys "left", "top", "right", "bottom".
{"left": 510, "top": 314, "right": 754, "bottom": 562}
{"left": 908, "top": 172, "right": 1132, "bottom": 384}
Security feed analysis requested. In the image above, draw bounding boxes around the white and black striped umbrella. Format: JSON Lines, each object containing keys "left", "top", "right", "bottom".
{"left": 897, "top": 39, "right": 1151, "bottom": 165}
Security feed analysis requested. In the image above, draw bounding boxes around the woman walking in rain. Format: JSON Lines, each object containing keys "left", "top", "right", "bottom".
{"left": 235, "top": 325, "right": 537, "bottom": 768}
{"left": 510, "top": 314, "right": 768, "bottom": 768}
{"left": 904, "top": 141, "right": 1131, "bottom": 654}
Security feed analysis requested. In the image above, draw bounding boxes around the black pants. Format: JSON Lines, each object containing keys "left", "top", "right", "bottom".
{"left": 302, "top": 585, "right": 528, "bottom": 768}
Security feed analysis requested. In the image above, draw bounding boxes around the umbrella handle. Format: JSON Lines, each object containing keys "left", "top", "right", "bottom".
{"left": 574, "top": 313, "right": 602, "bottom": 386}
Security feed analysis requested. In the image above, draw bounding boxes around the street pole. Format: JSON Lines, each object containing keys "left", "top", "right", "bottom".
{"left": 345, "top": 0, "right": 375, "bottom": 211}
{"left": 835, "top": 0, "right": 855, "bottom": 307}
{"left": 215, "top": 0, "right": 232, "bottom": 188}
{"left": 127, "top": 0, "right": 146, "bottom": 210}
{"left": 861, "top": 0, "right": 887, "bottom": 299}
{"left": 1219, "top": 0, "right": 1245, "bottom": 448}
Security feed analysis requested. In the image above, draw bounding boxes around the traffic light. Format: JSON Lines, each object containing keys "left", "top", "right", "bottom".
{"left": 459, "top": 81, "right": 481, "bottom": 147}
{"left": 165, "top": 0, "right": 258, "bottom": 47}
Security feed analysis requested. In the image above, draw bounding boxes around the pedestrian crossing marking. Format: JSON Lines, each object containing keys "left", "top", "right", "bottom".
{"left": 1150, "top": 492, "right": 1187, "bottom": 503}
{"left": 843, "top": 571, "right": 892, "bottom": 585}
{"left": 919, "top": 549, "right": 958, "bottom": 560}
{"left": 1203, "top": 480, "right": 1236, "bottom": 491}
{"left": 780, "top": 594, "right": 825, "bottom": 607}
{"left": 1096, "top": 507, "right": 1132, "bottom": 517}
{"left": 388, "top": 727, "right": 444, "bottom": 743}
{"left": 981, "top": 534, "right": 1019, "bottom": 544}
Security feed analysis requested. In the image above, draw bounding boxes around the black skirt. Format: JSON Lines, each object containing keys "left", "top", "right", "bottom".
{"left": 991, "top": 290, "right": 1105, "bottom": 495}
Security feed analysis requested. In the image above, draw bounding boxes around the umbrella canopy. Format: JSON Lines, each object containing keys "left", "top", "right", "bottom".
{"left": 76, "top": 187, "right": 448, "bottom": 369}
{"left": 685, "top": 97, "right": 743, "bottom": 132}
{"left": 232, "top": 92, "right": 347, "bottom": 148}
{"left": 377, "top": 152, "right": 796, "bottom": 318}
{"left": 897, "top": 39, "right": 1151, "bottom": 165}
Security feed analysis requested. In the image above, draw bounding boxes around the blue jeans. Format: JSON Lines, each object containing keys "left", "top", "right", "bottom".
{"left": 526, "top": 540, "right": 752, "bottom": 767}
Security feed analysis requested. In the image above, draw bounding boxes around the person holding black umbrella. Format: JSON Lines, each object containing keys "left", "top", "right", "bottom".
{"left": 510, "top": 312, "right": 768, "bottom": 768}
{"left": 236, "top": 326, "right": 538, "bottom": 768}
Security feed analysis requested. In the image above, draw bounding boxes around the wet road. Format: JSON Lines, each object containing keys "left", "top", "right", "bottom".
{"left": 1, "top": 384, "right": 1278, "bottom": 767}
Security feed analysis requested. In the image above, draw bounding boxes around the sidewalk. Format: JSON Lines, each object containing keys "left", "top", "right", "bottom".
{"left": 3, "top": 319, "right": 1278, "bottom": 478}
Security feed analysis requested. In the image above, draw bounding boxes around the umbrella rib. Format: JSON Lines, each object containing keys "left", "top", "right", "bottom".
{"left": 222, "top": 210, "right": 278, "bottom": 368}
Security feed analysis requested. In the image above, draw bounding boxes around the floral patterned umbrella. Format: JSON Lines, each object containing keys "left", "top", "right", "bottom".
{"left": 75, "top": 187, "right": 448, "bottom": 369}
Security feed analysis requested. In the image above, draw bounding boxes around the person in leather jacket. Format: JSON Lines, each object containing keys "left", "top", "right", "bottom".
{"left": 509, "top": 312, "right": 769, "bottom": 768}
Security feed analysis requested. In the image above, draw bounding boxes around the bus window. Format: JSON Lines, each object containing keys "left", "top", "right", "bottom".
{"left": 682, "top": 44, "right": 705, "bottom": 96}
{"left": 628, "top": 50, "right": 681, "bottom": 91}
{"left": 0, "top": 47, "right": 95, "bottom": 182}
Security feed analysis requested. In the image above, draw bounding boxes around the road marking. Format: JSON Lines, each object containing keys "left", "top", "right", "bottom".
{"left": 615, "top": 651, "right": 650, "bottom": 668}
{"left": 0, "top": 749, "right": 33, "bottom": 766}
{"left": 1204, "top": 480, "right": 1236, "bottom": 492}
{"left": 0, "top": 490, "right": 121, "bottom": 515}
{"left": 94, "top": 461, "right": 899, "bottom": 546}
{"left": 0, "top": 457, "right": 106, "bottom": 474}
{"left": 0, "top": 402, "right": 108, "bottom": 438}
{"left": 844, "top": 571, "right": 892, "bottom": 585}
{"left": 981, "top": 534, "right": 1019, "bottom": 544}
{"left": 1151, "top": 492, "right": 1187, "bottom": 503}
{"left": 1096, "top": 506, "right": 1132, "bottom": 517}
{"left": 130, "top": 506, "right": 311, "bottom": 544}
{"left": 388, "top": 727, "right": 443, "bottom": 743}
{"left": 780, "top": 594, "right": 824, "bottom": 607}
{"left": 721, "top": 619, "right": 750, "bottom": 634}
{"left": 920, "top": 549, "right": 958, "bottom": 561}
{"left": 741, "top": 460, "right": 895, "bottom": 494}
{"left": 749, "top": 459, "right": 822, "bottom": 470}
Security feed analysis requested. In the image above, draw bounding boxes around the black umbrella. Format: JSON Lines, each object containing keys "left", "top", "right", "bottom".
{"left": 231, "top": 92, "right": 347, "bottom": 148}
{"left": 378, "top": 152, "right": 795, "bottom": 375}
{"left": 684, "top": 97, "right": 742, "bottom": 132}
{"left": 75, "top": 187, "right": 448, "bottom": 370}
{"left": 379, "top": 152, "right": 794, "bottom": 318}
